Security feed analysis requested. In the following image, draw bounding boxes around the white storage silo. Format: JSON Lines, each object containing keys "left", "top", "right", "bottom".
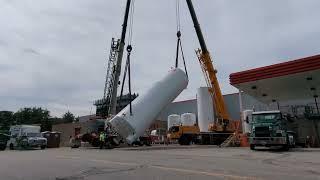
{"left": 167, "top": 114, "right": 181, "bottom": 130}
{"left": 109, "top": 68, "right": 188, "bottom": 144}
{"left": 181, "top": 113, "right": 196, "bottom": 126}
{"left": 197, "top": 87, "right": 215, "bottom": 132}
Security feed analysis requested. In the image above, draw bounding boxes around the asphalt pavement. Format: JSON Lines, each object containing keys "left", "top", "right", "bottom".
{"left": 0, "top": 145, "right": 319, "bottom": 180}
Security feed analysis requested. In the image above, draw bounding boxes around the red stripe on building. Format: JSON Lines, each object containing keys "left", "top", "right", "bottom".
{"left": 230, "top": 54, "right": 320, "bottom": 85}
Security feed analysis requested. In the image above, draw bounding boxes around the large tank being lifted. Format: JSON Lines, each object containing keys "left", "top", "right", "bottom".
{"left": 109, "top": 68, "right": 188, "bottom": 144}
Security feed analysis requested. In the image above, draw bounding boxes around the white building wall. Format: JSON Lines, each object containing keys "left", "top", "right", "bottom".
{"left": 157, "top": 93, "right": 266, "bottom": 122}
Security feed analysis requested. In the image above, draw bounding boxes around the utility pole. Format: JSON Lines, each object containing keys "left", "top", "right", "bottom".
{"left": 110, "top": 0, "right": 132, "bottom": 115}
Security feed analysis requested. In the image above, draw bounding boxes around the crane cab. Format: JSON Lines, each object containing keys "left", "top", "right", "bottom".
{"left": 167, "top": 125, "right": 200, "bottom": 145}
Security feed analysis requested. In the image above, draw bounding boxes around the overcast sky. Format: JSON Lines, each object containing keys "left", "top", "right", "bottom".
{"left": 1, "top": 0, "right": 319, "bottom": 117}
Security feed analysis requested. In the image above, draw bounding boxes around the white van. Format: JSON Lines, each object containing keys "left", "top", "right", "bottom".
{"left": 7, "top": 125, "right": 47, "bottom": 150}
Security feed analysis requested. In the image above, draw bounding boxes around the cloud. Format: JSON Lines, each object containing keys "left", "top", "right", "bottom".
{"left": 0, "top": 0, "right": 319, "bottom": 117}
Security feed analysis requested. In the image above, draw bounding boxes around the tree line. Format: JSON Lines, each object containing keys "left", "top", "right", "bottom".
{"left": 0, "top": 107, "right": 78, "bottom": 133}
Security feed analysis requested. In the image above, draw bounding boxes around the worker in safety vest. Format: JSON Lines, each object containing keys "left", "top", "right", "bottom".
{"left": 99, "top": 131, "right": 106, "bottom": 149}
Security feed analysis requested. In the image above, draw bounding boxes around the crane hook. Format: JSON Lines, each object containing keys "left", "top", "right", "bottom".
{"left": 127, "top": 45, "right": 132, "bottom": 53}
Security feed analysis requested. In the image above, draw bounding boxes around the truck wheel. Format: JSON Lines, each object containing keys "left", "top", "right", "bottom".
{"left": 178, "top": 136, "right": 186, "bottom": 145}
{"left": 250, "top": 144, "right": 255, "bottom": 150}
{"left": 71, "top": 145, "right": 80, "bottom": 149}
{"left": 106, "top": 143, "right": 113, "bottom": 149}
{"left": 9, "top": 143, "right": 14, "bottom": 150}
{"left": 282, "top": 136, "right": 290, "bottom": 151}
{"left": 179, "top": 135, "right": 191, "bottom": 145}
{"left": 0, "top": 145, "right": 6, "bottom": 151}
{"left": 144, "top": 140, "right": 152, "bottom": 146}
{"left": 41, "top": 145, "right": 46, "bottom": 150}
{"left": 282, "top": 144, "right": 289, "bottom": 151}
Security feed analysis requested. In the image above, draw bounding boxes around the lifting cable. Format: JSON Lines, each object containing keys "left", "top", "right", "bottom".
{"left": 120, "top": 0, "right": 135, "bottom": 115}
{"left": 175, "top": 0, "right": 189, "bottom": 79}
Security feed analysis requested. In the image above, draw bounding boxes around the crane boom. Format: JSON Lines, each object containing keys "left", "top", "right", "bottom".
{"left": 186, "top": 0, "right": 230, "bottom": 125}
{"left": 110, "top": 0, "right": 132, "bottom": 115}
{"left": 185, "top": 0, "right": 208, "bottom": 53}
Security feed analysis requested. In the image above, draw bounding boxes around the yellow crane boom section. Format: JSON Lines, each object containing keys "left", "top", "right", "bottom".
{"left": 196, "top": 50, "right": 230, "bottom": 121}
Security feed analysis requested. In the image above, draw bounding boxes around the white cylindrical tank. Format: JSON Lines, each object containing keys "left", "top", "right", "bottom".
{"left": 167, "top": 114, "right": 181, "bottom": 130}
{"left": 197, "top": 87, "right": 215, "bottom": 132}
{"left": 181, "top": 113, "right": 196, "bottom": 126}
{"left": 109, "top": 68, "right": 188, "bottom": 144}
{"left": 242, "top": 110, "right": 253, "bottom": 134}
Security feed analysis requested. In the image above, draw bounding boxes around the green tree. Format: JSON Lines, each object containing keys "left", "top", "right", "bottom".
{"left": 0, "top": 111, "right": 14, "bottom": 132}
{"left": 50, "top": 117, "right": 63, "bottom": 125}
{"left": 62, "top": 111, "right": 75, "bottom": 123}
{"left": 13, "top": 107, "right": 52, "bottom": 131}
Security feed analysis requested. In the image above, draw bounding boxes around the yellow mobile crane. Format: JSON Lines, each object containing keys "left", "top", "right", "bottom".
{"left": 168, "top": 0, "right": 238, "bottom": 145}
{"left": 186, "top": 0, "right": 230, "bottom": 131}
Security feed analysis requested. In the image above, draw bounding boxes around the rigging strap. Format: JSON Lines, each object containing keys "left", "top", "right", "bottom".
{"left": 127, "top": 45, "right": 133, "bottom": 115}
{"left": 175, "top": 31, "right": 181, "bottom": 68}
{"left": 174, "top": 0, "right": 188, "bottom": 79}
{"left": 120, "top": 0, "right": 135, "bottom": 115}
{"left": 179, "top": 39, "right": 188, "bottom": 79}
{"left": 174, "top": 31, "right": 189, "bottom": 79}
{"left": 119, "top": 45, "right": 133, "bottom": 115}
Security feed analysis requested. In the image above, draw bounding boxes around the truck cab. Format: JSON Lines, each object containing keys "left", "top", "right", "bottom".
{"left": 249, "top": 110, "right": 294, "bottom": 150}
{"left": 167, "top": 125, "right": 200, "bottom": 145}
